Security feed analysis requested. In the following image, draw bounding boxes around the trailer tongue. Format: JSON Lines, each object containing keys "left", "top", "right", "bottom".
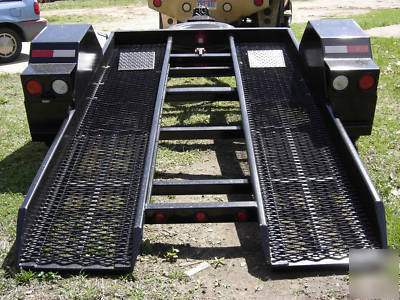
{"left": 17, "top": 20, "right": 386, "bottom": 272}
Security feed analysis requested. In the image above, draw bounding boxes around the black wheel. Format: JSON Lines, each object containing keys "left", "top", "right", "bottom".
{"left": 0, "top": 27, "right": 22, "bottom": 63}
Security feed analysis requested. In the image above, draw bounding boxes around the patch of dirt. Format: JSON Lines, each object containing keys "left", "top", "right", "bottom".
{"left": 365, "top": 24, "right": 400, "bottom": 37}
{"left": 41, "top": 4, "right": 159, "bottom": 31}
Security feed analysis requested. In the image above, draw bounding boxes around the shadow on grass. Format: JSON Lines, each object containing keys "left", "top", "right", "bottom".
{"left": 162, "top": 103, "right": 241, "bottom": 127}
{"left": 0, "top": 142, "right": 48, "bottom": 194}
{"left": 1, "top": 242, "right": 17, "bottom": 276}
{"left": 167, "top": 77, "right": 234, "bottom": 89}
{"left": 144, "top": 240, "right": 347, "bottom": 280}
{"left": 158, "top": 140, "right": 246, "bottom": 152}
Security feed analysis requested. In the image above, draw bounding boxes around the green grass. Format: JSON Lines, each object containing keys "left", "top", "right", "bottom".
{"left": 353, "top": 9, "right": 400, "bottom": 29}
{"left": 357, "top": 37, "right": 400, "bottom": 249}
{"left": 290, "top": 8, "right": 400, "bottom": 42}
{"left": 45, "top": 14, "right": 121, "bottom": 24}
{"left": 40, "top": 0, "right": 145, "bottom": 10}
{"left": 0, "top": 74, "right": 47, "bottom": 245}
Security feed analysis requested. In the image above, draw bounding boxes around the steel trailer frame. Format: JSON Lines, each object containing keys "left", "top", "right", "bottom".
{"left": 16, "top": 20, "right": 386, "bottom": 272}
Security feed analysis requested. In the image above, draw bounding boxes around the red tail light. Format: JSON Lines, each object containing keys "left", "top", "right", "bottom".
{"left": 195, "top": 212, "right": 207, "bottom": 222}
{"left": 195, "top": 31, "right": 206, "bottom": 44}
{"left": 34, "top": 2, "right": 40, "bottom": 15}
{"left": 26, "top": 80, "right": 42, "bottom": 95}
{"left": 254, "top": 0, "right": 263, "bottom": 6}
{"left": 154, "top": 213, "right": 166, "bottom": 223}
{"left": 237, "top": 211, "right": 248, "bottom": 221}
{"left": 153, "top": 0, "right": 161, "bottom": 7}
{"left": 359, "top": 74, "right": 375, "bottom": 90}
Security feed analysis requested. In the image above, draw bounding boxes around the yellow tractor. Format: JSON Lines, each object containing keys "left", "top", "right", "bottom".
{"left": 149, "top": 0, "right": 291, "bottom": 28}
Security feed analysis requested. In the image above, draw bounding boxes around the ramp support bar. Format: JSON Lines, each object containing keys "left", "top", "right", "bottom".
{"left": 131, "top": 36, "right": 173, "bottom": 266}
{"left": 229, "top": 35, "right": 270, "bottom": 258}
{"left": 159, "top": 126, "right": 243, "bottom": 140}
{"left": 146, "top": 201, "right": 258, "bottom": 223}
{"left": 166, "top": 87, "right": 238, "bottom": 102}
{"left": 152, "top": 179, "right": 251, "bottom": 195}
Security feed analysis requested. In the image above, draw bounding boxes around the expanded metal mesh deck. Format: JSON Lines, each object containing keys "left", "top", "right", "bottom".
{"left": 236, "top": 42, "right": 380, "bottom": 265}
{"left": 19, "top": 44, "right": 165, "bottom": 270}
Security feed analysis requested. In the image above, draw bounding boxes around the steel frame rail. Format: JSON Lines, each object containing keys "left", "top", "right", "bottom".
{"left": 229, "top": 35, "right": 271, "bottom": 262}
{"left": 131, "top": 36, "right": 173, "bottom": 267}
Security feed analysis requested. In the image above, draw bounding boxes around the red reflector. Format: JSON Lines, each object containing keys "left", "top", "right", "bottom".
{"left": 237, "top": 211, "right": 248, "bottom": 221}
{"left": 26, "top": 80, "right": 42, "bottom": 95}
{"left": 254, "top": 0, "right": 263, "bottom": 6}
{"left": 32, "top": 50, "right": 54, "bottom": 58}
{"left": 153, "top": 0, "right": 161, "bottom": 7}
{"left": 347, "top": 45, "right": 369, "bottom": 53}
{"left": 195, "top": 212, "right": 207, "bottom": 222}
{"left": 359, "top": 74, "right": 375, "bottom": 90}
{"left": 34, "top": 2, "right": 40, "bottom": 15}
{"left": 154, "top": 213, "right": 166, "bottom": 223}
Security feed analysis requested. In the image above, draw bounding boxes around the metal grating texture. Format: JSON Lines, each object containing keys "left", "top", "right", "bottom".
{"left": 236, "top": 42, "right": 380, "bottom": 265}
{"left": 19, "top": 43, "right": 166, "bottom": 270}
{"left": 118, "top": 51, "right": 155, "bottom": 71}
{"left": 248, "top": 50, "right": 286, "bottom": 68}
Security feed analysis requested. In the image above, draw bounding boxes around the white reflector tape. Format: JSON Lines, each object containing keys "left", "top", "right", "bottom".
{"left": 325, "top": 46, "right": 348, "bottom": 54}
{"left": 53, "top": 49, "right": 76, "bottom": 57}
{"left": 248, "top": 50, "right": 286, "bottom": 68}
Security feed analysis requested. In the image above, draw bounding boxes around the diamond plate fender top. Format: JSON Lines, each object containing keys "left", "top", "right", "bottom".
{"left": 118, "top": 51, "right": 156, "bottom": 71}
{"left": 248, "top": 50, "right": 286, "bottom": 68}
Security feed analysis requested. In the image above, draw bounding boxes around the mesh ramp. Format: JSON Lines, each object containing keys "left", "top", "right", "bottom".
{"left": 235, "top": 42, "right": 381, "bottom": 266}
{"left": 17, "top": 44, "right": 166, "bottom": 271}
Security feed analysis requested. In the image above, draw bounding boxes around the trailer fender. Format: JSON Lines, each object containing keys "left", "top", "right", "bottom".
{"left": 21, "top": 24, "right": 103, "bottom": 143}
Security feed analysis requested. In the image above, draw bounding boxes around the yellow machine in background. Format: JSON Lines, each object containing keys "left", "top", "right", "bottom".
{"left": 149, "top": 0, "right": 291, "bottom": 28}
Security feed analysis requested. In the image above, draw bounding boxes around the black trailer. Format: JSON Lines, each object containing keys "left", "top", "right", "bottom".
{"left": 16, "top": 19, "right": 386, "bottom": 272}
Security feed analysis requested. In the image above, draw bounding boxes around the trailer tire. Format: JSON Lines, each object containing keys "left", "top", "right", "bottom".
{"left": 0, "top": 27, "right": 22, "bottom": 63}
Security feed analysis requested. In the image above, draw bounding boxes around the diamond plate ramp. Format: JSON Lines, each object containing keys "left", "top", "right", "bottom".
{"left": 235, "top": 42, "right": 381, "bottom": 266}
{"left": 17, "top": 43, "right": 166, "bottom": 271}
